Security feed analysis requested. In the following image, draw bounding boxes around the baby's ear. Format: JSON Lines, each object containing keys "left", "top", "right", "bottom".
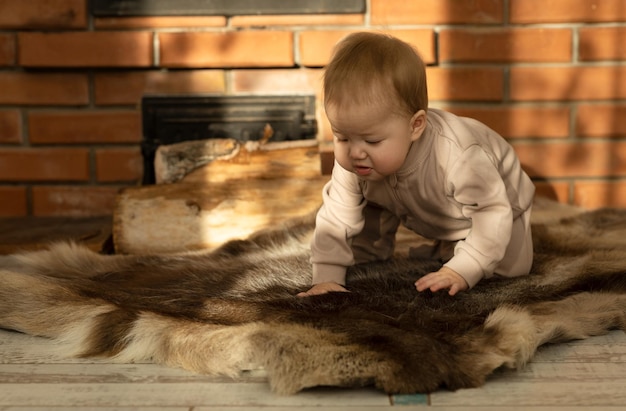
{"left": 410, "top": 110, "right": 427, "bottom": 141}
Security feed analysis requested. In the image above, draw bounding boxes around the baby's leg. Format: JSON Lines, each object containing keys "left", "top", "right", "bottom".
{"left": 495, "top": 206, "right": 533, "bottom": 277}
{"left": 351, "top": 203, "right": 399, "bottom": 264}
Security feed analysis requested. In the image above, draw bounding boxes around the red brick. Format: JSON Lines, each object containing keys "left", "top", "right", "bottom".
{"left": 0, "top": 33, "right": 15, "bottom": 66}
{"left": 232, "top": 68, "right": 323, "bottom": 95}
{"left": 95, "top": 16, "right": 226, "bottom": 29}
{"left": 510, "top": 67, "right": 626, "bottom": 101}
{"left": 29, "top": 111, "right": 141, "bottom": 144}
{"left": 579, "top": 27, "right": 626, "bottom": 61}
{"left": 439, "top": 28, "right": 571, "bottom": 63}
{"left": 95, "top": 148, "right": 143, "bottom": 183}
{"left": 513, "top": 142, "right": 626, "bottom": 178}
{"left": 577, "top": 104, "right": 626, "bottom": 138}
{"left": 0, "top": 0, "right": 87, "bottom": 29}
{"left": 32, "top": 186, "right": 118, "bottom": 217}
{"left": 0, "top": 148, "right": 89, "bottom": 182}
{"left": 159, "top": 31, "right": 293, "bottom": 68}
{"left": 298, "top": 30, "right": 349, "bottom": 67}
{"left": 0, "top": 72, "right": 88, "bottom": 105}
{"left": 19, "top": 32, "right": 153, "bottom": 68}
{"left": 299, "top": 29, "right": 435, "bottom": 67}
{"left": 533, "top": 181, "right": 570, "bottom": 204}
{"left": 448, "top": 106, "right": 570, "bottom": 139}
{"left": 574, "top": 181, "right": 626, "bottom": 209}
{"left": 427, "top": 67, "right": 504, "bottom": 102}
{"left": 510, "top": 0, "right": 626, "bottom": 23}
{"left": 0, "top": 110, "right": 21, "bottom": 144}
{"left": 231, "top": 14, "right": 363, "bottom": 27}
{"left": 94, "top": 70, "right": 226, "bottom": 106}
{"left": 0, "top": 186, "right": 27, "bottom": 217}
{"left": 371, "top": 0, "right": 503, "bottom": 25}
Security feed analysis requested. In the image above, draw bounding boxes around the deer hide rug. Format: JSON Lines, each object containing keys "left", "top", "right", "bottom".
{"left": 0, "top": 200, "right": 625, "bottom": 395}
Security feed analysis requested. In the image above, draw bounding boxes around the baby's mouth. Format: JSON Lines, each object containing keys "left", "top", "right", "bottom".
{"left": 354, "top": 166, "right": 372, "bottom": 176}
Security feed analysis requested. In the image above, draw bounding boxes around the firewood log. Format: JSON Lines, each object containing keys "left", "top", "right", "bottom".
{"left": 113, "top": 177, "right": 328, "bottom": 254}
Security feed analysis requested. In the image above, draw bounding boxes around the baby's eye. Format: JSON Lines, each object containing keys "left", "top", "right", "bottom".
{"left": 334, "top": 136, "right": 348, "bottom": 143}
{"left": 366, "top": 140, "right": 382, "bottom": 145}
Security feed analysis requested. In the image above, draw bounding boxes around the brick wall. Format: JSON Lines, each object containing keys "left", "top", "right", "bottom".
{"left": 1, "top": 0, "right": 626, "bottom": 216}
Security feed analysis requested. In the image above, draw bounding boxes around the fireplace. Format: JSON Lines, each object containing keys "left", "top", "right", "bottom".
{"left": 140, "top": 94, "right": 318, "bottom": 184}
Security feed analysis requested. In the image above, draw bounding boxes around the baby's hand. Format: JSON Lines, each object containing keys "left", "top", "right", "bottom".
{"left": 415, "top": 266, "right": 468, "bottom": 296}
{"left": 297, "top": 282, "right": 349, "bottom": 297}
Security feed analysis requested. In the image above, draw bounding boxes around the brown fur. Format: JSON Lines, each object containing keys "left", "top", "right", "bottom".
{"left": 1, "top": 201, "right": 626, "bottom": 394}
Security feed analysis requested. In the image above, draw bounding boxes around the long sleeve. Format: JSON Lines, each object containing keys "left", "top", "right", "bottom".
{"left": 443, "top": 145, "right": 513, "bottom": 288}
{"left": 310, "top": 162, "right": 366, "bottom": 285}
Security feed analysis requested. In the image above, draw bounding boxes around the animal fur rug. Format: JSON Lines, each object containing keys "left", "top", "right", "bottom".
{"left": 0, "top": 198, "right": 625, "bottom": 395}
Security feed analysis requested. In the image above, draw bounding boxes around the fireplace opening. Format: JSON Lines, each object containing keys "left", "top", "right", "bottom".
{"left": 92, "top": 0, "right": 365, "bottom": 17}
{"left": 141, "top": 94, "right": 318, "bottom": 184}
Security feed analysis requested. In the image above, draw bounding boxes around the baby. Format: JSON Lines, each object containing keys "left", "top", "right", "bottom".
{"left": 299, "top": 32, "right": 535, "bottom": 297}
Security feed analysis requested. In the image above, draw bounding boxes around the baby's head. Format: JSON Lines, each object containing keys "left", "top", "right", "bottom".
{"left": 323, "top": 32, "right": 428, "bottom": 118}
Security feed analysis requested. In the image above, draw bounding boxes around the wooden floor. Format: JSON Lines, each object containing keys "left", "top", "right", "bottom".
{"left": 0, "top": 326, "right": 625, "bottom": 409}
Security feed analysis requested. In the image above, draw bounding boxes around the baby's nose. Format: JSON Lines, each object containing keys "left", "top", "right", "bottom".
{"left": 349, "top": 146, "right": 366, "bottom": 159}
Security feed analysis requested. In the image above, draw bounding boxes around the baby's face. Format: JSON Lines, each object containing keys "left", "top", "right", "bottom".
{"left": 326, "top": 102, "right": 421, "bottom": 181}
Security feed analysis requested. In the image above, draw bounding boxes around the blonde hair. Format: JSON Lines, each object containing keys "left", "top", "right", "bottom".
{"left": 323, "top": 32, "right": 428, "bottom": 116}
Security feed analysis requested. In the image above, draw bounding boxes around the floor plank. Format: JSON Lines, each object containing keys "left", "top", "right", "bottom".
{"left": 0, "top": 330, "right": 108, "bottom": 365}
{"left": 0, "top": 363, "right": 268, "bottom": 384}
{"left": 533, "top": 332, "right": 626, "bottom": 363}
{"left": 0, "top": 383, "right": 390, "bottom": 408}
{"left": 0, "top": 408, "right": 188, "bottom": 411}
{"left": 430, "top": 380, "right": 626, "bottom": 407}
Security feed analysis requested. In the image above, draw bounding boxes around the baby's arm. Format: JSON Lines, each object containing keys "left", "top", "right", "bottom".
{"left": 415, "top": 266, "right": 469, "bottom": 296}
{"left": 305, "top": 163, "right": 365, "bottom": 298}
